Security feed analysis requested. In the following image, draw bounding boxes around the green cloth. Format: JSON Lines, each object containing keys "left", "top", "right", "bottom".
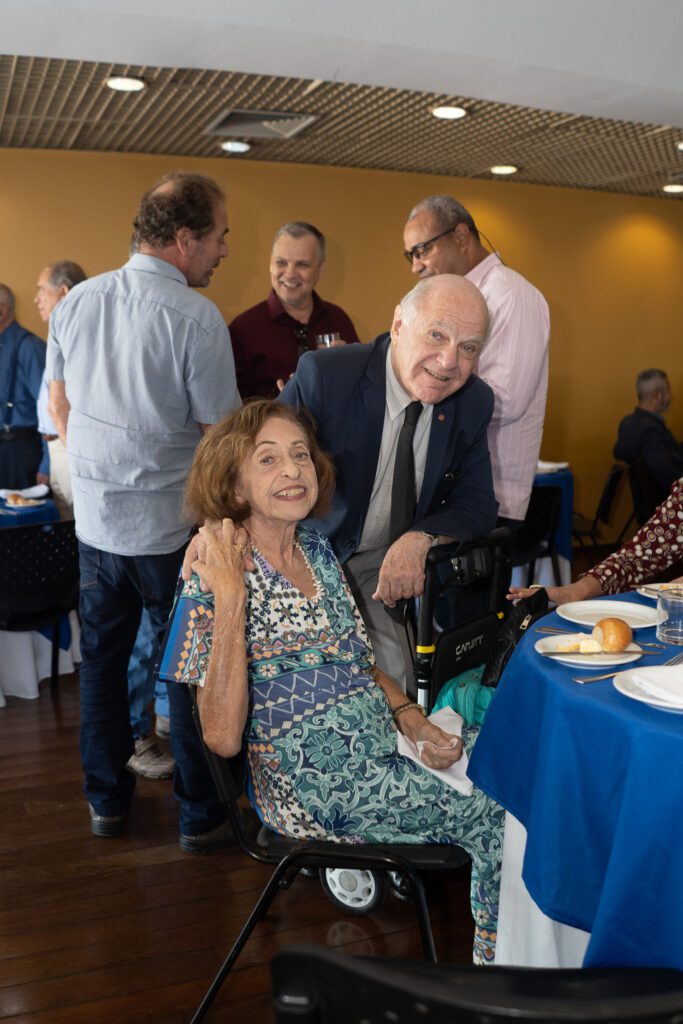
{"left": 432, "top": 664, "right": 495, "bottom": 727}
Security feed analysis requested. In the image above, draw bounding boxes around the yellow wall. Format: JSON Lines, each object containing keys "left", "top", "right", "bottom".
{"left": 2, "top": 147, "right": 682, "bottom": 526}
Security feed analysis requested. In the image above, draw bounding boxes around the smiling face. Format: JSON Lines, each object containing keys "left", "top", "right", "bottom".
{"left": 180, "top": 202, "right": 229, "bottom": 288}
{"left": 34, "top": 268, "right": 67, "bottom": 322}
{"left": 235, "top": 415, "right": 319, "bottom": 528}
{"left": 390, "top": 276, "right": 489, "bottom": 405}
{"left": 403, "top": 210, "right": 470, "bottom": 279}
{"left": 269, "top": 232, "right": 325, "bottom": 314}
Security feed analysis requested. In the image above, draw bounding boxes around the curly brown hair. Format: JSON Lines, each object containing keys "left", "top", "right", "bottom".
{"left": 132, "top": 171, "right": 225, "bottom": 249}
{"left": 185, "top": 401, "right": 336, "bottom": 525}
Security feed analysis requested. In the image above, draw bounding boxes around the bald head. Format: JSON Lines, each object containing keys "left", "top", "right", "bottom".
{"left": 390, "top": 275, "right": 489, "bottom": 404}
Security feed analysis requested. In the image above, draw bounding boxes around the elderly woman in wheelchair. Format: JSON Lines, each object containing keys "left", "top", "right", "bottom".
{"left": 170, "top": 400, "right": 503, "bottom": 964}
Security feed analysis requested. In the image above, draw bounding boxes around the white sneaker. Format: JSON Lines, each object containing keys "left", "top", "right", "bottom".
{"left": 127, "top": 737, "right": 175, "bottom": 779}
{"left": 155, "top": 714, "right": 170, "bottom": 739}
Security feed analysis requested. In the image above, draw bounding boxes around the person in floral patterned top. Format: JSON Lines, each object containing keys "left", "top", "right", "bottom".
{"left": 162, "top": 400, "right": 503, "bottom": 964}
{"left": 510, "top": 477, "right": 683, "bottom": 604}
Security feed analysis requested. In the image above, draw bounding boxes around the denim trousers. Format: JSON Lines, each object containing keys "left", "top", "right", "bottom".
{"left": 127, "top": 608, "right": 170, "bottom": 739}
{"left": 78, "top": 541, "right": 225, "bottom": 834}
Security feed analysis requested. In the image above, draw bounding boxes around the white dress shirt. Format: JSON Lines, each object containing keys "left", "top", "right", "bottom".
{"left": 467, "top": 253, "right": 549, "bottom": 521}
{"left": 357, "top": 348, "right": 433, "bottom": 552}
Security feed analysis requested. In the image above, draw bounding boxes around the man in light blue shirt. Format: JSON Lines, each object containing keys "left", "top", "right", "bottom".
{"left": 48, "top": 171, "right": 241, "bottom": 848}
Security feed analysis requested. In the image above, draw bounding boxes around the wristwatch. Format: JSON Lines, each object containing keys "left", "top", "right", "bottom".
{"left": 418, "top": 531, "right": 440, "bottom": 547}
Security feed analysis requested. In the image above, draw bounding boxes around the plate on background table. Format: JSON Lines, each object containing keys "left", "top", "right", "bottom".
{"left": 556, "top": 600, "right": 659, "bottom": 630}
{"left": 613, "top": 669, "right": 683, "bottom": 713}
{"left": 537, "top": 460, "right": 569, "bottom": 473}
{"left": 535, "top": 634, "right": 643, "bottom": 668}
{"left": 637, "top": 583, "right": 683, "bottom": 601}
{"left": 1, "top": 498, "right": 46, "bottom": 508}
{"left": 0, "top": 484, "right": 48, "bottom": 500}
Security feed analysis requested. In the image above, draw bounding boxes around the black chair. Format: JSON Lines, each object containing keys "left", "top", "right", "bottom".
{"left": 628, "top": 459, "right": 669, "bottom": 526}
{"left": 411, "top": 528, "right": 512, "bottom": 709}
{"left": 0, "top": 520, "right": 80, "bottom": 693}
{"left": 572, "top": 463, "right": 632, "bottom": 550}
{"left": 184, "top": 688, "right": 470, "bottom": 1023}
{"left": 511, "top": 485, "right": 563, "bottom": 587}
{"left": 272, "top": 943, "right": 683, "bottom": 1024}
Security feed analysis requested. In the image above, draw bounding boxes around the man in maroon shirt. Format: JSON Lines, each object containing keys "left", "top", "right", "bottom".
{"left": 229, "top": 221, "right": 360, "bottom": 398}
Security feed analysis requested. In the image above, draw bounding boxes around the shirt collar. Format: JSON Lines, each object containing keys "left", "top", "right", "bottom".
{"left": 267, "top": 288, "right": 324, "bottom": 325}
{"left": 465, "top": 251, "right": 502, "bottom": 288}
{"left": 125, "top": 252, "right": 188, "bottom": 287}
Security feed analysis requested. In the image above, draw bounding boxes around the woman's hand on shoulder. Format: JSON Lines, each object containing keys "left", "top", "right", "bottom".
{"left": 183, "top": 519, "right": 255, "bottom": 587}
{"left": 191, "top": 519, "right": 251, "bottom": 598}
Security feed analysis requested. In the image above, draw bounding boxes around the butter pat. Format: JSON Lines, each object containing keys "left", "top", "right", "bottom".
{"left": 579, "top": 638, "right": 602, "bottom": 654}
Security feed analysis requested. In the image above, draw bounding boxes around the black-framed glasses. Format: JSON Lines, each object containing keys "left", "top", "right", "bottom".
{"left": 403, "top": 226, "right": 456, "bottom": 264}
{"left": 293, "top": 325, "right": 312, "bottom": 358}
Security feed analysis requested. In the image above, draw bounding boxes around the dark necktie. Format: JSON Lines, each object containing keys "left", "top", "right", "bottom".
{"left": 388, "top": 400, "right": 423, "bottom": 545}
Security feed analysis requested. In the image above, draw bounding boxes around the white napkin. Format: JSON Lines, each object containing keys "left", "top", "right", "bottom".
{"left": 396, "top": 706, "right": 474, "bottom": 796}
{"left": 630, "top": 668, "right": 683, "bottom": 706}
{"left": 0, "top": 484, "right": 49, "bottom": 500}
{"left": 536, "top": 460, "right": 570, "bottom": 473}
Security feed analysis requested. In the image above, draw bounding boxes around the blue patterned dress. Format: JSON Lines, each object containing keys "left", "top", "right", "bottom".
{"left": 171, "top": 526, "right": 502, "bottom": 963}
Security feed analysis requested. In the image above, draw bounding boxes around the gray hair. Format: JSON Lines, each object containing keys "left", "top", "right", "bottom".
{"left": 407, "top": 195, "right": 480, "bottom": 243}
{"left": 636, "top": 368, "right": 669, "bottom": 401}
{"left": 47, "top": 261, "right": 87, "bottom": 291}
{"left": 0, "top": 284, "right": 16, "bottom": 315}
{"left": 273, "top": 221, "right": 325, "bottom": 262}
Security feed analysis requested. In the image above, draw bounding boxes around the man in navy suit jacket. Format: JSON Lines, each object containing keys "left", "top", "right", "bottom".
{"left": 280, "top": 274, "right": 496, "bottom": 686}
{"left": 614, "top": 368, "right": 683, "bottom": 495}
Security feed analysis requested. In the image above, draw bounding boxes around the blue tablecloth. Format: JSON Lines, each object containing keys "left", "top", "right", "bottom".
{"left": 534, "top": 468, "right": 574, "bottom": 561}
{"left": 468, "top": 592, "right": 683, "bottom": 969}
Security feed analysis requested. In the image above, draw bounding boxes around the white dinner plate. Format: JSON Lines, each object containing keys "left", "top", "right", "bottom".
{"left": 0, "top": 499, "right": 46, "bottom": 509}
{"left": 534, "top": 634, "right": 642, "bottom": 668}
{"left": 0, "top": 484, "right": 49, "bottom": 500}
{"left": 613, "top": 670, "right": 683, "bottom": 714}
{"left": 556, "top": 600, "right": 659, "bottom": 630}
{"left": 636, "top": 584, "right": 683, "bottom": 601}
{"left": 536, "top": 460, "right": 570, "bottom": 473}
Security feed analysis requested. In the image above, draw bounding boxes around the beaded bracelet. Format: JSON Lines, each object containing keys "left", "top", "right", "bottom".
{"left": 392, "top": 700, "right": 426, "bottom": 727}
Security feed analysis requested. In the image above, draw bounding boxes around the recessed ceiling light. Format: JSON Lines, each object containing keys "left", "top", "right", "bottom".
{"left": 220, "top": 140, "right": 251, "bottom": 154}
{"left": 431, "top": 105, "right": 467, "bottom": 121}
{"left": 490, "top": 165, "right": 518, "bottom": 176}
{"left": 106, "top": 76, "right": 146, "bottom": 93}
{"left": 662, "top": 183, "right": 683, "bottom": 194}
{"left": 676, "top": 141, "right": 683, "bottom": 151}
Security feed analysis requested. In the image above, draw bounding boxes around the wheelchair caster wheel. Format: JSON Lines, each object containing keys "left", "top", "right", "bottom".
{"left": 319, "top": 867, "right": 387, "bottom": 915}
{"left": 388, "top": 870, "right": 414, "bottom": 903}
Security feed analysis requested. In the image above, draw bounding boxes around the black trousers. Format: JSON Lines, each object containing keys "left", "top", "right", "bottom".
{"left": 0, "top": 432, "right": 42, "bottom": 489}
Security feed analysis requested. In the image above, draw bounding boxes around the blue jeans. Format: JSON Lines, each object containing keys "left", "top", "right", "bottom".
{"left": 127, "top": 609, "right": 170, "bottom": 737}
{"left": 78, "top": 541, "right": 225, "bottom": 834}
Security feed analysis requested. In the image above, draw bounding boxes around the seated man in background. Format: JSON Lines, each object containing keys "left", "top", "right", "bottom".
{"left": 614, "top": 368, "right": 683, "bottom": 492}
{"left": 34, "top": 260, "right": 87, "bottom": 517}
{"left": 229, "top": 221, "right": 360, "bottom": 399}
{"left": 0, "top": 284, "right": 46, "bottom": 489}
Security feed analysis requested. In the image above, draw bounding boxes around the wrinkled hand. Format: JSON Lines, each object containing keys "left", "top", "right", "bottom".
{"left": 275, "top": 373, "right": 295, "bottom": 393}
{"left": 407, "top": 716, "right": 463, "bottom": 769}
{"left": 372, "top": 532, "right": 431, "bottom": 607}
{"left": 183, "top": 518, "right": 254, "bottom": 586}
{"left": 190, "top": 519, "right": 251, "bottom": 595}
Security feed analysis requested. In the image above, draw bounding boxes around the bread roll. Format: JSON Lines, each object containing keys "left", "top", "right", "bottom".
{"left": 592, "top": 617, "right": 632, "bottom": 653}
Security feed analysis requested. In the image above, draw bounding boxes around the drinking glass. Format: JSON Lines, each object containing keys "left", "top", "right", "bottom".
{"left": 315, "top": 332, "right": 340, "bottom": 348}
{"left": 656, "top": 587, "right": 683, "bottom": 644}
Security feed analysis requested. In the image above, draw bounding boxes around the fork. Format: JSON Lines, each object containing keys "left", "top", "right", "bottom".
{"left": 573, "top": 649, "right": 683, "bottom": 684}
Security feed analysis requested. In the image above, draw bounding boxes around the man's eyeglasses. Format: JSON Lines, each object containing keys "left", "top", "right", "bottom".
{"left": 403, "top": 226, "right": 456, "bottom": 265}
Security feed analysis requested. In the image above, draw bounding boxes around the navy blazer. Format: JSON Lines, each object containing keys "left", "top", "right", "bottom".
{"left": 614, "top": 407, "right": 683, "bottom": 492}
{"left": 279, "top": 333, "right": 497, "bottom": 563}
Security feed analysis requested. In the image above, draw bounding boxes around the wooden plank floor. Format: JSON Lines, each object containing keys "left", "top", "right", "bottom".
{"left": 0, "top": 674, "right": 476, "bottom": 1023}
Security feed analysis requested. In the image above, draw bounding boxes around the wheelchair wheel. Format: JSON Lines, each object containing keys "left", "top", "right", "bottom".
{"left": 388, "top": 870, "right": 414, "bottom": 903}
{"left": 319, "top": 867, "right": 387, "bottom": 915}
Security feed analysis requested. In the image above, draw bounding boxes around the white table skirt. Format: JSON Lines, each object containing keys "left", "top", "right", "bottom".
{"left": 495, "top": 811, "right": 590, "bottom": 967}
{"left": 0, "top": 612, "right": 81, "bottom": 706}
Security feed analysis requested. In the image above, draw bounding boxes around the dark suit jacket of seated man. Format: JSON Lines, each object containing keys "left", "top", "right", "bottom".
{"left": 279, "top": 277, "right": 496, "bottom": 688}
{"left": 614, "top": 408, "right": 683, "bottom": 493}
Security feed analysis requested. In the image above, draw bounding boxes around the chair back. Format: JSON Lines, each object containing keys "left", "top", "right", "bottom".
{"left": 595, "top": 463, "right": 626, "bottom": 526}
{"left": 0, "top": 520, "right": 79, "bottom": 618}
{"left": 272, "top": 943, "right": 683, "bottom": 1024}
{"left": 628, "top": 459, "right": 668, "bottom": 525}
{"left": 515, "top": 485, "right": 562, "bottom": 553}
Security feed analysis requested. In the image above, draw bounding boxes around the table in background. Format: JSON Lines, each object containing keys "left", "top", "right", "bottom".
{"left": 0, "top": 499, "right": 80, "bottom": 707}
{"left": 511, "top": 467, "right": 574, "bottom": 588}
{"left": 468, "top": 591, "right": 683, "bottom": 970}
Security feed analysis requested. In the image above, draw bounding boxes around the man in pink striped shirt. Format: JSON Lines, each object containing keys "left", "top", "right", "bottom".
{"left": 403, "top": 195, "right": 549, "bottom": 529}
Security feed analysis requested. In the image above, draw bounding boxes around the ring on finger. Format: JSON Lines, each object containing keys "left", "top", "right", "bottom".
{"left": 233, "top": 542, "right": 247, "bottom": 554}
